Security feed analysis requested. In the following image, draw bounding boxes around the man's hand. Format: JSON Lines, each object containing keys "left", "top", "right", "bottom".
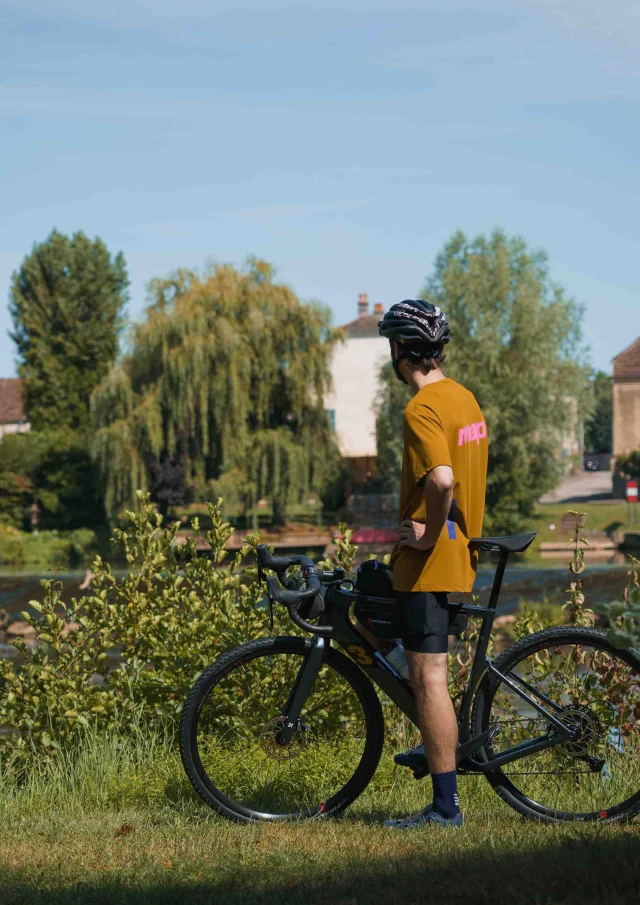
{"left": 397, "top": 466, "right": 454, "bottom": 552}
{"left": 397, "top": 519, "right": 432, "bottom": 550}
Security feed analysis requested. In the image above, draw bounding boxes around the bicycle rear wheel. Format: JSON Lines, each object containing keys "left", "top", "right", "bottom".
{"left": 180, "top": 636, "right": 384, "bottom": 822}
{"left": 472, "top": 627, "right": 640, "bottom": 823}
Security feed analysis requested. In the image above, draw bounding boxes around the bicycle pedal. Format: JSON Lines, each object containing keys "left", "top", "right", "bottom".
{"left": 412, "top": 765, "right": 429, "bottom": 781}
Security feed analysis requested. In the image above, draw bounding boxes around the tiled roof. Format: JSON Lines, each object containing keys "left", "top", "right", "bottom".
{"left": 341, "top": 315, "right": 386, "bottom": 339}
{"left": 0, "top": 379, "right": 27, "bottom": 424}
{"left": 613, "top": 337, "right": 640, "bottom": 381}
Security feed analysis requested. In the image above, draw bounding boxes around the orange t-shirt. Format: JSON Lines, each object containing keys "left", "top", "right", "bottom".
{"left": 390, "top": 378, "right": 488, "bottom": 593}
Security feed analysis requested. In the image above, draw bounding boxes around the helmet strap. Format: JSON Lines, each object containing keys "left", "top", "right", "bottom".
{"left": 391, "top": 345, "right": 409, "bottom": 385}
{"left": 391, "top": 342, "right": 442, "bottom": 384}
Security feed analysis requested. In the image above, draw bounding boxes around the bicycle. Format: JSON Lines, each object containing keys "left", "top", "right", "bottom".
{"left": 180, "top": 533, "right": 640, "bottom": 824}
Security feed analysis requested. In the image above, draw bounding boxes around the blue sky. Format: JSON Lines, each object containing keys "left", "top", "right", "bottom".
{"left": 1, "top": 0, "right": 638, "bottom": 375}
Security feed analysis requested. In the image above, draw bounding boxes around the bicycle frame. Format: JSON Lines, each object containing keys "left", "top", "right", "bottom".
{"left": 282, "top": 552, "right": 574, "bottom": 772}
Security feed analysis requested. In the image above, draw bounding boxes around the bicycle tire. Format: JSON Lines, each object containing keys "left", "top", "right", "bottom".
{"left": 471, "top": 626, "right": 640, "bottom": 824}
{"left": 180, "top": 635, "right": 385, "bottom": 823}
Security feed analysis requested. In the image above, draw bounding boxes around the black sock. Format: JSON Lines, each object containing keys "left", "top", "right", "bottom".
{"left": 431, "top": 769, "right": 460, "bottom": 818}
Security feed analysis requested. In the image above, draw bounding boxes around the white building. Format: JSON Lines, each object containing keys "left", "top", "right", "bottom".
{"left": 325, "top": 294, "right": 388, "bottom": 482}
{"left": 0, "top": 379, "right": 30, "bottom": 441}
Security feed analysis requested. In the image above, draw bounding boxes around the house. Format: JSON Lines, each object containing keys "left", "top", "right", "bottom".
{"left": 0, "top": 378, "right": 30, "bottom": 440}
{"left": 326, "top": 295, "right": 586, "bottom": 487}
{"left": 324, "top": 294, "right": 388, "bottom": 483}
{"left": 613, "top": 337, "right": 640, "bottom": 456}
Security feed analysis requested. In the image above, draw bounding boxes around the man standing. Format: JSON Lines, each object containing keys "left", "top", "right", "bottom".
{"left": 377, "top": 299, "right": 488, "bottom": 829}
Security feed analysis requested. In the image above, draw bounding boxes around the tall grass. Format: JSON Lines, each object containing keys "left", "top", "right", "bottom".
{"left": 1, "top": 727, "right": 639, "bottom": 905}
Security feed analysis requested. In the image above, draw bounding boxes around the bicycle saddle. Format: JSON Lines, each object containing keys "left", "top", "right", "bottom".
{"left": 469, "top": 533, "right": 536, "bottom": 554}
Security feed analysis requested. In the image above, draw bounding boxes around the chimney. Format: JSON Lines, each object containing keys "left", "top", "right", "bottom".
{"left": 373, "top": 302, "right": 384, "bottom": 316}
{"left": 357, "top": 293, "right": 369, "bottom": 317}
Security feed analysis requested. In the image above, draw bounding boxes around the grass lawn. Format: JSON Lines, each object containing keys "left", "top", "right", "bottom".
{"left": 2, "top": 731, "right": 639, "bottom": 905}
{"left": 530, "top": 501, "right": 628, "bottom": 552}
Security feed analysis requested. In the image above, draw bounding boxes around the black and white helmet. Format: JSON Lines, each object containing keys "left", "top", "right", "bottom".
{"left": 378, "top": 299, "right": 450, "bottom": 345}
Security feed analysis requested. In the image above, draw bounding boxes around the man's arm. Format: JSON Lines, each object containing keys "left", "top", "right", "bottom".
{"left": 397, "top": 465, "right": 454, "bottom": 551}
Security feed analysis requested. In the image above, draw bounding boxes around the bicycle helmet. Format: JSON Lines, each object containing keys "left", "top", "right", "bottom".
{"left": 378, "top": 299, "right": 450, "bottom": 345}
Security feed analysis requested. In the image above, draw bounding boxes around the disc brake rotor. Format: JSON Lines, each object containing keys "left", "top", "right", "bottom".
{"left": 259, "top": 716, "right": 307, "bottom": 761}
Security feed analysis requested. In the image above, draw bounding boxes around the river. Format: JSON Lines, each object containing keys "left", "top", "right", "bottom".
{"left": 0, "top": 559, "right": 629, "bottom": 623}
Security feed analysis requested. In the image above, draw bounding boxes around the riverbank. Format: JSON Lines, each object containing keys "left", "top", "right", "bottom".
{"left": 1, "top": 730, "right": 639, "bottom": 905}
{"left": 0, "top": 525, "right": 99, "bottom": 570}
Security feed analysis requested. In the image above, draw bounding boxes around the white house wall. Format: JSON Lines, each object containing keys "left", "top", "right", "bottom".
{"left": 325, "top": 337, "right": 388, "bottom": 458}
{"left": 0, "top": 421, "right": 30, "bottom": 440}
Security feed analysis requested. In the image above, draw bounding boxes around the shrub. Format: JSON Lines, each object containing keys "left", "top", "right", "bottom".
{"left": 0, "top": 494, "right": 275, "bottom": 763}
{"left": 1, "top": 501, "right": 578, "bottom": 768}
{"left": 0, "top": 525, "right": 97, "bottom": 568}
{"left": 0, "top": 576, "right": 117, "bottom": 757}
{"left": 99, "top": 496, "right": 269, "bottom": 720}
{"left": 597, "top": 556, "right": 640, "bottom": 649}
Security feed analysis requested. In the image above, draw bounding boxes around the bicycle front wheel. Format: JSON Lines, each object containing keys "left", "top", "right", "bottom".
{"left": 180, "top": 636, "right": 384, "bottom": 822}
{"left": 472, "top": 627, "right": 640, "bottom": 823}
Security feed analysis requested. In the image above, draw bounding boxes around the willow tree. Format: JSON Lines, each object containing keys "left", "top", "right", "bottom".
{"left": 91, "top": 259, "right": 342, "bottom": 523}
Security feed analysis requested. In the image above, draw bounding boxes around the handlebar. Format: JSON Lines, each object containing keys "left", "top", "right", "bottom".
{"left": 256, "top": 545, "right": 316, "bottom": 574}
{"left": 257, "top": 544, "right": 338, "bottom": 637}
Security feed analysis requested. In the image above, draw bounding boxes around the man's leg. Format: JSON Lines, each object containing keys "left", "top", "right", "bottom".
{"left": 384, "top": 645, "right": 463, "bottom": 828}
{"left": 385, "top": 593, "right": 462, "bottom": 827}
{"left": 405, "top": 648, "right": 461, "bottom": 820}
{"left": 405, "top": 650, "right": 457, "bottom": 774}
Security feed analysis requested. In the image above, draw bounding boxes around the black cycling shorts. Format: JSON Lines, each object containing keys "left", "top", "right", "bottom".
{"left": 394, "top": 590, "right": 450, "bottom": 654}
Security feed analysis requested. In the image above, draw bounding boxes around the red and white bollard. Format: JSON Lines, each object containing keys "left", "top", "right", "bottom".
{"left": 627, "top": 480, "right": 638, "bottom": 528}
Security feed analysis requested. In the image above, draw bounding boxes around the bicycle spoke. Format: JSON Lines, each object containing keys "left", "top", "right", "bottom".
{"left": 480, "top": 633, "right": 640, "bottom": 820}
{"left": 190, "top": 647, "right": 373, "bottom": 818}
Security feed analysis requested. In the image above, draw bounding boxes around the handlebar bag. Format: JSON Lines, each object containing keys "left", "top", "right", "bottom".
{"left": 284, "top": 570, "right": 325, "bottom": 621}
{"left": 354, "top": 559, "right": 394, "bottom": 598}
{"left": 353, "top": 596, "right": 399, "bottom": 639}
{"left": 299, "top": 593, "right": 324, "bottom": 621}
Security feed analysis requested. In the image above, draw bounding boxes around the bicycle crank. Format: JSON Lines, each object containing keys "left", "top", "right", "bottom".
{"left": 412, "top": 727, "right": 499, "bottom": 780}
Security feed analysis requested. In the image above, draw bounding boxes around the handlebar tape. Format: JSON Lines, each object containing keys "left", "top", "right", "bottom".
{"left": 256, "top": 543, "right": 315, "bottom": 573}
{"left": 266, "top": 576, "right": 332, "bottom": 637}
{"left": 260, "top": 544, "right": 331, "bottom": 635}
{"left": 266, "top": 574, "right": 321, "bottom": 606}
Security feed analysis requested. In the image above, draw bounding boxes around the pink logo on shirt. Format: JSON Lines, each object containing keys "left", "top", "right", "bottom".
{"left": 458, "top": 421, "right": 487, "bottom": 447}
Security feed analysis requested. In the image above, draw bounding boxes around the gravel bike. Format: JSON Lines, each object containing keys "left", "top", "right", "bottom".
{"left": 180, "top": 533, "right": 640, "bottom": 824}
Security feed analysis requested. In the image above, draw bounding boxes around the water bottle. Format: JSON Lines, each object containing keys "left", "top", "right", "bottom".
{"left": 384, "top": 641, "right": 410, "bottom": 681}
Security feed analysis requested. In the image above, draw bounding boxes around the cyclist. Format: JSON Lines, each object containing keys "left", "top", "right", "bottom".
{"left": 377, "top": 299, "right": 488, "bottom": 828}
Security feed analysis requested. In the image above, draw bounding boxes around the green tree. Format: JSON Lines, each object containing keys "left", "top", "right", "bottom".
{"left": 9, "top": 230, "right": 128, "bottom": 432}
{"left": 374, "top": 361, "right": 410, "bottom": 493}
{"left": 584, "top": 370, "right": 613, "bottom": 454}
{"left": 92, "top": 259, "right": 342, "bottom": 523}
{"left": 375, "top": 230, "right": 590, "bottom": 534}
{"left": 0, "top": 430, "right": 105, "bottom": 529}
{"left": 0, "top": 432, "right": 37, "bottom": 527}
{"left": 0, "top": 471, "right": 32, "bottom": 527}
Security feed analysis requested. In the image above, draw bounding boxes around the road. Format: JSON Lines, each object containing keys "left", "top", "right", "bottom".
{"left": 538, "top": 469, "right": 613, "bottom": 504}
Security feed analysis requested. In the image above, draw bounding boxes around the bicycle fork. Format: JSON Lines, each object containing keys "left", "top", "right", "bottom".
{"left": 277, "top": 636, "right": 326, "bottom": 746}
